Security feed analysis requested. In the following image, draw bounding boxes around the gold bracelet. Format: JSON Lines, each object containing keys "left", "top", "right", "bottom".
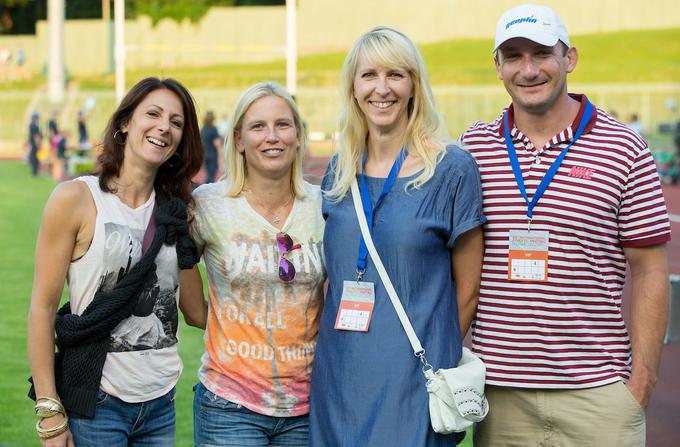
{"left": 35, "top": 414, "right": 69, "bottom": 440}
{"left": 34, "top": 397, "right": 65, "bottom": 418}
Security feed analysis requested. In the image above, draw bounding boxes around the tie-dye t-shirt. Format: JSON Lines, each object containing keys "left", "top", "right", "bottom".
{"left": 191, "top": 181, "right": 326, "bottom": 417}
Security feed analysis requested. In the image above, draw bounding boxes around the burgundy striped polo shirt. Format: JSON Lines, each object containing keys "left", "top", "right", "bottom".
{"left": 460, "top": 94, "right": 671, "bottom": 389}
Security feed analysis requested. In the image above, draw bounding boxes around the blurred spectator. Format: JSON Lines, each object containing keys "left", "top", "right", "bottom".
{"left": 673, "top": 120, "right": 680, "bottom": 184}
{"left": 201, "top": 111, "right": 221, "bottom": 183}
{"left": 28, "top": 112, "right": 42, "bottom": 176}
{"left": 15, "top": 45, "right": 26, "bottom": 80}
{"left": 608, "top": 109, "right": 619, "bottom": 120}
{"left": 56, "top": 131, "right": 68, "bottom": 161}
{"left": 78, "top": 110, "right": 90, "bottom": 149}
{"left": 216, "top": 113, "right": 230, "bottom": 141}
{"left": 0, "top": 46, "right": 10, "bottom": 82}
{"left": 48, "top": 111, "right": 59, "bottom": 149}
{"left": 627, "top": 113, "right": 646, "bottom": 138}
{"left": 48, "top": 111, "right": 68, "bottom": 161}
{"left": 674, "top": 120, "right": 680, "bottom": 158}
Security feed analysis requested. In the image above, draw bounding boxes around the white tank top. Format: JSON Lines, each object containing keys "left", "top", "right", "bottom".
{"left": 67, "top": 176, "right": 182, "bottom": 402}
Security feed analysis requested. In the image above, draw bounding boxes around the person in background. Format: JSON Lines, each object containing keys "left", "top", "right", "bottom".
{"left": 28, "top": 112, "right": 42, "bottom": 176}
{"left": 48, "top": 111, "right": 60, "bottom": 157}
{"left": 27, "top": 77, "right": 205, "bottom": 447}
{"left": 48, "top": 111, "right": 59, "bottom": 139}
{"left": 309, "top": 26, "right": 485, "bottom": 447}
{"left": 0, "top": 46, "right": 11, "bottom": 82}
{"left": 56, "top": 131, "right": 68, "bottom": 161}
{"left": 459, "top": 4, "right": 671, "bottom": 446}
{"left": 216, "top": 112, "right": 230, "bottom": 141}
{"left": 15, "top": 44, "right": 26, "bottom": 80}
{"left": 627, "top": 112, "right": 646, "bottom": 138}
{"left": 47, "top": 111, "right": 68, "bottom": 179}
{"left": 200, "top": 110, "right": 221, "bottom": 183}
{"left": 78, "top": 110, "right": 90, "bottom": 149}
{"left": 181, "top": 81, "right": 326, "bottom": 447}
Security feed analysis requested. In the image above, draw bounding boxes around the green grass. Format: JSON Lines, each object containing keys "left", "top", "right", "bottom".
{"left": 0, "top": 162, "right": 55, "bottom": 445}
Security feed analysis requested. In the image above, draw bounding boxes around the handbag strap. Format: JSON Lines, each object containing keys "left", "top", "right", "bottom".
{"left": 350, "top": 178, "right": 426, "bottom": 358}
{"left": 141, "top": 202, "right": 158, "bottom": 256}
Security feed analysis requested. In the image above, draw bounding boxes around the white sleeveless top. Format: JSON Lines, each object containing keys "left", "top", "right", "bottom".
{"left": 67, "top": 176, "right": 182, "bottom": 402}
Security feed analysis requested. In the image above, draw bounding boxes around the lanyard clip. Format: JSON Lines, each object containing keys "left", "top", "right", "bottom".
{"left": 527, "top": 218, "right": 532, "bottom": 232}
{"left": 356, "top": 268, "right": 365, "bottom": 282}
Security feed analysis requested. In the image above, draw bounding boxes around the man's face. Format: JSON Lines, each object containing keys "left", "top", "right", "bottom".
{"left": 495, "top": 38, "right": 577, "bottom": 115}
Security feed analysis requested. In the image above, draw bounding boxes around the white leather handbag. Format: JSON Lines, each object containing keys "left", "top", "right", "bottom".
{"left": 350, "top": 179, "right": 489, "bottom": 434}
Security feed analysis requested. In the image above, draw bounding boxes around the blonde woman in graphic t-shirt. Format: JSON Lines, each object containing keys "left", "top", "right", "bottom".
{"left": 181, "top": 81, "right": 326, "bottom": 446}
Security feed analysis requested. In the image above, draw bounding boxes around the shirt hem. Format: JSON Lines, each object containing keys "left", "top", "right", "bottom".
{"left": 620, "top": 233, "right": 671, "bottom": 247}
{"left": 200, "top": 379, "right": 310, "bottom": 417}
{"left": 485, "top": 374, "right": 626, "bottom": 390}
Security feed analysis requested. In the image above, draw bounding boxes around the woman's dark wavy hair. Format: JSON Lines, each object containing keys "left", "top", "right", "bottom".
{"left": 97, "top": 77, "right": 203, "bottom": 205}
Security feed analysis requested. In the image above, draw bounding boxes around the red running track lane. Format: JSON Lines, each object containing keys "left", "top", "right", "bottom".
{"left": 641, "top": 184, "right": 680, "bottom": 447}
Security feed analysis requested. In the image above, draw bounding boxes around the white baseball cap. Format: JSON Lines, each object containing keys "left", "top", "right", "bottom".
{"left": 494, "top": 4, "right": 570, "bottom": 52}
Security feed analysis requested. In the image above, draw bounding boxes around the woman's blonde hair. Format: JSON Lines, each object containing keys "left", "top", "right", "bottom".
{"left": 223, "top": 81, "right": 308, "bottom": 198}
{"left": 326, "top": 26, "right": 447, "bottom": 200}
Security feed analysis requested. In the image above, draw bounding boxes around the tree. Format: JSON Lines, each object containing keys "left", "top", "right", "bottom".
{"left": 128, "top": 0, "right": 235, "bottom": 25}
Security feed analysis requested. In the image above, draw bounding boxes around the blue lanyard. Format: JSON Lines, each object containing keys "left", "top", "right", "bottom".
{"left": 356, "top": 147, "right": 408, "bottom": 278}
{"left": 504, "top": 99, "right": 593, "bottom": 223}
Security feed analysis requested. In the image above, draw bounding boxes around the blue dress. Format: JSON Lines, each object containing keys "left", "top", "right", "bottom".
{"left": 309, "top": 145, "right": 486, "bottom": 446}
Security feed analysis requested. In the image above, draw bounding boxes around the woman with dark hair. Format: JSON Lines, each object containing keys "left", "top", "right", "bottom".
{"left": 27, "top": 77, "right": 205, "bottom": 447}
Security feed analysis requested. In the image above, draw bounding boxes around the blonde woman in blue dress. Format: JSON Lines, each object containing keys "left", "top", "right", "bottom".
{"left": 309, "top": 27, "right": 486, "bottom": 446}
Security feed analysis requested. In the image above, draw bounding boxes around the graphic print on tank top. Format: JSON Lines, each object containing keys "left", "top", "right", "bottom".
{"left": 97, "top": 222, "right": 179, "bottom": 353}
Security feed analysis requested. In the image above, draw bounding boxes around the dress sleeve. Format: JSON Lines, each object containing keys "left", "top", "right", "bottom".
{"left": 320, "top": 154, "right": 339, "bottom": 221}
{"left": 618, "top": 145, "right": 671, "bottom": 247}
{"left": 447, "top": 148, "right": 486, "bottom": 248}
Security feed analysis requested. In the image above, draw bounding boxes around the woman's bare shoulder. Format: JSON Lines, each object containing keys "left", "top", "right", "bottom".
{"left": 43, "top": 179, "right": 95, "bottom": 226}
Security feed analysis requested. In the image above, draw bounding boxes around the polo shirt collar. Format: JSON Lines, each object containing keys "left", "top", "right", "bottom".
{"left": 499, "top": 94, "right": 597, "bottom": 148}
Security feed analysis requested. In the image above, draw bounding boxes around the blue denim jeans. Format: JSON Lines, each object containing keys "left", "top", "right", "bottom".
{"left": 69, "top": 388, "right": 176, "bottom": 447}
{"left": 193, "top": 382, "right": 309, "bottom": 447}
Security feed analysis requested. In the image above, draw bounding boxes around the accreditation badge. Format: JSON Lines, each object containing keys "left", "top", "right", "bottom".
{"left": 334, "top": 280, "right": 375, "bottom": 332}
{"left": 508, "top": 230, "right": 549, "bottom": 281}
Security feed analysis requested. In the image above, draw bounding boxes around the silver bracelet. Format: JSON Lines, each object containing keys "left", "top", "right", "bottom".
{"left": 34, "top": 396, "right": 65, "bottom": 418}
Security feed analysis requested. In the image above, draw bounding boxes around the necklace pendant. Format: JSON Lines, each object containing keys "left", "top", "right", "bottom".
{"left": 273, "top": 215, "right": 280, "bottom": 225}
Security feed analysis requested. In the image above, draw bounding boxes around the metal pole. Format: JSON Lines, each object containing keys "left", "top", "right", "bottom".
{"left": 285, "top": 0, "right": 297, "bottom": 96}
{"left": 47, "top": 0, "right": 65, "bottom": 103}
{"left": 114, "top": 0, "right": 126, "bottom": 105}
{"left": 104, "top": 0, "right": 114, "bottom": 73}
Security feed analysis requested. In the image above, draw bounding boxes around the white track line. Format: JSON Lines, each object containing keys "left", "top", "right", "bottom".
{"left": 670, "top": 214, "right": 680, "bottom": 223}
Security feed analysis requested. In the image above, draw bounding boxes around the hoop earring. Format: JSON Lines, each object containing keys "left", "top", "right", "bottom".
{"left": 113, "top": 130, "right": 127, "bottom": 145}
{"left": 165, "top": 152, "right": 181, "bottom": 168}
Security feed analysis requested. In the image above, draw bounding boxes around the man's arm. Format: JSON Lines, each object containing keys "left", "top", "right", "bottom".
{"left": 623, "top": 243, "right": 669, "bottom": 408}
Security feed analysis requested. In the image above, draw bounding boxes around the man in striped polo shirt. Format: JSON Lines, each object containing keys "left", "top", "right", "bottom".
{"left": 460, "top": 4, "right": 671, "bottom": 446}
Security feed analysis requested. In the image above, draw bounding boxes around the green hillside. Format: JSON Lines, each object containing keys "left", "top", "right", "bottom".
{"left": 3, "top": 27, "right": 679, "bottom": 91}
{"left": 84, "top": 27, "right": 680, "bottom": 88}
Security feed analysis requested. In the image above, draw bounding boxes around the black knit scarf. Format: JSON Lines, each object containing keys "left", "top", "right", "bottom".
{"left": 29, "top": 195, "right": 199, "bottom": 418}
